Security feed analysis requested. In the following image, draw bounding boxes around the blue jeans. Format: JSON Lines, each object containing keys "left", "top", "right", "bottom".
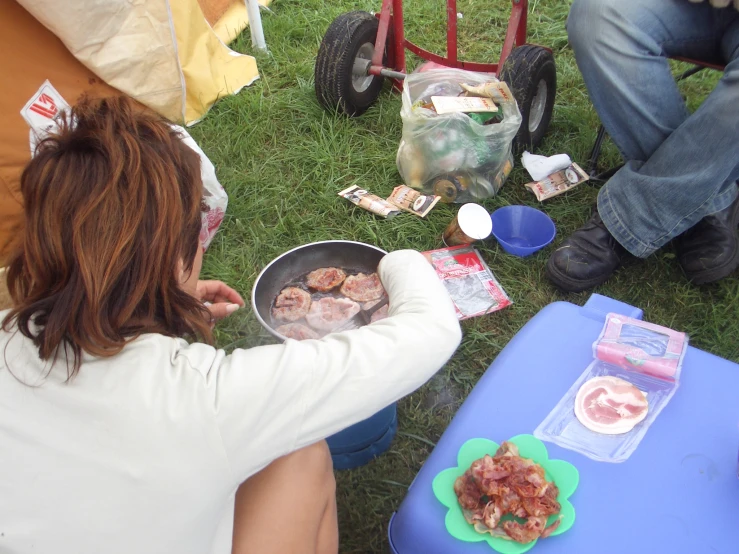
{"left": 568, "top": 0, "right": 739, "bottom": 257}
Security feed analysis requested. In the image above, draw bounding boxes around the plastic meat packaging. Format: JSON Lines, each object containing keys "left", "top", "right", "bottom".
{"left": 422, "top": 245, "right": 511, "bottom": 320}
{"left": 534, "top": 314, "right": 688, "bottom": 463}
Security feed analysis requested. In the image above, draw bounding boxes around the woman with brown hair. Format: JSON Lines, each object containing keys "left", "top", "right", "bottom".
{"left": 0, "top": 96, "right": 461, "bottom": 554}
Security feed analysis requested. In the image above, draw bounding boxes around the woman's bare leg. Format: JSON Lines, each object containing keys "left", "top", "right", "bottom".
{"left": 231, "top": 440, "right": 338, "bottom": 554}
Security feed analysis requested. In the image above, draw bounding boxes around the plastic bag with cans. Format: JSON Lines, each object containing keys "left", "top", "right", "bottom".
{"left": 396, "top": 68, "right": 522, "bottom": 203}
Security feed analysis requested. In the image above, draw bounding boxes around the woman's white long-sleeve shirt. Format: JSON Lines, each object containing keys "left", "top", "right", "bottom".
{"left": 0, "top": 250, "right": 461, "bottom": 554}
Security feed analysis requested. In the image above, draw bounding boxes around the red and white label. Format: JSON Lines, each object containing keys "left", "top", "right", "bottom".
{"left": 432, "top": 251, "right": 485, "bottom": 280}
{"left": 21, "top": 80, "right": 70, "bottom": 131}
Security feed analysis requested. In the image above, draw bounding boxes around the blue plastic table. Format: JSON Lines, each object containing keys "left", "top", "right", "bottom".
{"left": 389, "top": 294, "right": 739, "bottom": 554}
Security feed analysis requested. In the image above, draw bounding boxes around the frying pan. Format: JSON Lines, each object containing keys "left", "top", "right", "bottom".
{"left": 251, "top": 240, "right": 387, "bottom": 340}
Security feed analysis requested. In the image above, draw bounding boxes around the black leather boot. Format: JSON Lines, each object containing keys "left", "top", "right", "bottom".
{"left": 546, "top": 207, "right": 625, "bottom": 292}
{"left": 674, "top": 194, "right": 739, "bottom": 285}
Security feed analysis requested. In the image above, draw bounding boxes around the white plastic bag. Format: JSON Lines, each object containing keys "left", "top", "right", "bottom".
{"left": 175, "top": 126, "right": 228, "bottom": 250}
{"left": 396, "top": 68, "right": 521, "bottom": 202}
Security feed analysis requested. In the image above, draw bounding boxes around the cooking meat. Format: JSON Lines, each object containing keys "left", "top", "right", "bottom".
{"left": 275, "top": 323, "right": 320, "bottom": 341}
{"left": 370, "top": 304, "right": 389, "bottom": 323}
{"left": 271, "top": 287, "right": 312, "bottom": 322}
{"left": 454, "top": 441, "right": 561, "bottom": 544}
{"left": 362, "top": 298, "right": 383, "bottom": 310}
{"left": 340, "top": 272, "right": 385, "bottom": 302}
{"left": 574, "top": 376, "right": 649, "bottom": 435}
{"left": 305, "top": 297, "right": 360, "bottom": 332}
{"left": 305, "top": 267, "right": 346, "bottom": 292}
{"left": 362, "top": 297, "right": 390, "bottom": 323}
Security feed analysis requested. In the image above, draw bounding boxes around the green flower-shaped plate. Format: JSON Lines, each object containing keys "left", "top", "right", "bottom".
{"left": 432, "top": 434, "right": 579, "bottom": 554}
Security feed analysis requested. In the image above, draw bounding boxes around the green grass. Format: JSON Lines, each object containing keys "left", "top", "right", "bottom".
{"left": 190, "top": 1, "right": 738, "bottom": 551}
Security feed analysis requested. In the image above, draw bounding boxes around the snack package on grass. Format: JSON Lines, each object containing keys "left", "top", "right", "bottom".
{"left": 525, "top": 163, "right": 589, "bottom": 201}
{"left": 534, "top": 315, "right": 688, "bottom": 463}
{"left": 339, "top": 185, "right": 401, "bottom": 218}
{"left": 387, "top": 185, "right": 441, "bottom": 218}
{"left": 422, "top": 245, "right": 511, "bottom": 320}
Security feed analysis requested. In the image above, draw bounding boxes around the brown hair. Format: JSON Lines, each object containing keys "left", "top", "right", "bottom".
{"left": 3, "top": 96, "right": 213, "bottom": 379}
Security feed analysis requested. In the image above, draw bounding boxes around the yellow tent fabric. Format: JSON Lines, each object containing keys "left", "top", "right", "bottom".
{"left": 16, "top": 0, "right": 270, "bottom": 125}
{"left": 203, "top": 0, "right": 271, "bottom": 45}
{"left": 169, "top": 0, "right": 262, "bottom": 124}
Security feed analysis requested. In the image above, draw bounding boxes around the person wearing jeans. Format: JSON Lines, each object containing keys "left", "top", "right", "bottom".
{"left": 546, "top": 0, "right": 739, "bottom": 292}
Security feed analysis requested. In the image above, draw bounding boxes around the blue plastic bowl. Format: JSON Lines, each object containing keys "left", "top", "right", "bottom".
{"left": 490, "top": 205, "right": 556, "bottom": 257}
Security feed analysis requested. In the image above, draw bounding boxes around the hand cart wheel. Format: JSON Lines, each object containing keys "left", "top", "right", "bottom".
{"left": 498, "top": 45, "right": 556, "bottom": 150}
{"left": 315, "top": 11, "right": 388, "bottom": 117}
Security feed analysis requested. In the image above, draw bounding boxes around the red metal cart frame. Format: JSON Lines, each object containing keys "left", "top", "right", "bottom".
{"left": 369, "top": 0, "right": 529, "bottom": 88}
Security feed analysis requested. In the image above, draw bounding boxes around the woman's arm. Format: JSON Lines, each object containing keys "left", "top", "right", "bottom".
{"left": 200, "top": 249, "right": 462, "bottom": 480}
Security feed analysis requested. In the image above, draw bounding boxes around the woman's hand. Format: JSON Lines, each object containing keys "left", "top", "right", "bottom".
{"left": 195, "top": 280, "right": 245, "bottom": 323}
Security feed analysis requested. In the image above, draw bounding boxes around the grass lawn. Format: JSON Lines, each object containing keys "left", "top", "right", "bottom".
{"left": 190, "top": 1, "right": 739, "bottom": 551}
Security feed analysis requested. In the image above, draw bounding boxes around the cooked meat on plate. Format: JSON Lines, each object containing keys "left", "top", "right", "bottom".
{"left": 271, "top": 287, "right": 312, "bottom": 322}
{"left": 454, "top": 441, "right": 562, "bottom": 543}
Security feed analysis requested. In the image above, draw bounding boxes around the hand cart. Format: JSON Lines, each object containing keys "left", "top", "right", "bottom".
{"left": 314, "top": 0, "right": 556, "bottom": 149}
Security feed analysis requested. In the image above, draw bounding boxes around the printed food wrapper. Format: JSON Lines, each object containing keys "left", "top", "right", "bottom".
{"left": 422, "top": 245, "right": 511, "bottom": 320}
{"left": 386, "top": 185, "right": 441, "bottom": 218}
{"left": 339, "top": 185, "right": 401, "bottom": 218}
{"left": 431, "top": 95, "right": 498, "bottom": 114}
{"left": 525, "top": 163, "right": 589, "bottom": 201}
{"left": 460, "top": 81, "right": 516, "bottom": 105}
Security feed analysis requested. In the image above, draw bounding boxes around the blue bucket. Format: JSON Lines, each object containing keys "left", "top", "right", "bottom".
{"left": 327, "top": 403, "right": 398, "bottom": 470}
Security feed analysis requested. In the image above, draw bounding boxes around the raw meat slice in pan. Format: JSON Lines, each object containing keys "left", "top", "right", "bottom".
{"left": 362, "top": 297, "right": 390, "bottom": 323}
{"left": 370, "top": 304, "right": 389, "bottom": 323}
{"left": 574, "top": 375, "right": 649, "bottom": 435}
{"left": 305, "top": 297, "right": 361, "bottom": 332}
{"left": 362, "top": 297, "right": 385, "bottom": 310}
{"left": 275, "top": 323, "right": 320, "bottom": 341}
{"left": 340, "top": 272, "right": 385, "bottom": 302}
{"left": 305, "top": 267, "right": 347, "bottom": 292}
{"left": 272, "top": 287, "right": 312, "bottom": 322}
